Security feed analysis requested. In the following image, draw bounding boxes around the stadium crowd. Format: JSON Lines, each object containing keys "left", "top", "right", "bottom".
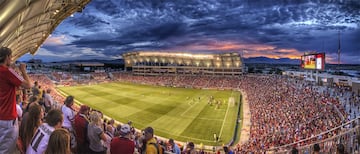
{"left": 1, "top": 48, "right": 358, "bottom": 154}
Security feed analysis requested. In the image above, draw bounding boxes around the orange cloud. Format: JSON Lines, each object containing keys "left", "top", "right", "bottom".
{"left": 174, "top": 40, "right": 304, "bottom": 60}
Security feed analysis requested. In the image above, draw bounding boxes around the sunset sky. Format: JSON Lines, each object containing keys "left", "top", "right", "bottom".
{"left": 19, "top": 0, "right": 360, "bottom": 64}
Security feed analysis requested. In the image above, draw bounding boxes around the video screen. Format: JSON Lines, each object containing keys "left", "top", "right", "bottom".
{"left": 301, "top": 53, "right": 325, "bottom": 70}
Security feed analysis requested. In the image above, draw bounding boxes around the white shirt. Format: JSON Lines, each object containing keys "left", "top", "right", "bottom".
{"left": 44, "top": 93, "right": 54, "bottom": 108}
{"left": 26, "top": 123, "right": 55, "bottom": 154}
{"left": 61, "top": 105, "right": 75, "bottom": 129}
{"left": 16, "top": 104, "right": 22, "bottom": 119}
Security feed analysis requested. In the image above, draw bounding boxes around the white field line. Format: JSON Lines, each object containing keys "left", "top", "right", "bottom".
{"left": 181, "top": 115, "right": 223, "bottom": 121}
{"left": 180, "top": 100, "right": 199, "bottom": 116}
{"left": 154, "top": 127, "right": 214, "bottom": 142}
{"left": 218, "top": 91, "right": 234, "bottom": 138}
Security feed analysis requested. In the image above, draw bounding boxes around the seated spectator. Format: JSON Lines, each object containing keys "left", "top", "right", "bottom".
{"left": 45, "top": 128, "right": 71, "bottom": 154}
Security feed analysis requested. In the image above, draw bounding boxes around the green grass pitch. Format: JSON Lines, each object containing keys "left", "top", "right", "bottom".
{"left": 58, "top": 82, "right": 241, "bottom": 146}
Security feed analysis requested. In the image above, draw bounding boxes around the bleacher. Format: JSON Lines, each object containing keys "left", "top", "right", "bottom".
{"left": 25, "top": 71, "right": 360, "bottom": 153}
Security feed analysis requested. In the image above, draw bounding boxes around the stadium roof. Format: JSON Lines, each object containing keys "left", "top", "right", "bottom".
{"left": 0, "top": 0, "right": 91, "bottom": 60}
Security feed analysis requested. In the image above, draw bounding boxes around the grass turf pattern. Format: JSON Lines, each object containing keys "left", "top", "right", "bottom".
{"left": 58, "top": 82, "right": 241, "bottom": 146}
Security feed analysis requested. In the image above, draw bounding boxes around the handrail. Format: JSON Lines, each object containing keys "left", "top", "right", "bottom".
{"left": 266, "top": 116, "right": 360, "bottom": 151}
{"left": 272, "top": 125, "right": 360, "bottom": 153}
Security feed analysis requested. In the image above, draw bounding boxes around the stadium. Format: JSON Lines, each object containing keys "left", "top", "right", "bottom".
{"left": 1, "top": 0, "right": 360, "bottom": 154}
{"left": 123, "top": 51, "right": 243, "bottom": 76}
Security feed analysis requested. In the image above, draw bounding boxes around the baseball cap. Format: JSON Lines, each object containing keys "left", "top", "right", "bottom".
{"left": 120, "top": 124, "right": 131, "bottom": 135}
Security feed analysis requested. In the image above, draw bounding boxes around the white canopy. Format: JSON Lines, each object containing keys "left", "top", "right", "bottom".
{"left": 0, "top": 0, "right": 91, "bottom": 60}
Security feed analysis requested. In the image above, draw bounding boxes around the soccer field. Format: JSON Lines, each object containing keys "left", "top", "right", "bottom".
{"left": 58, "top": 82, "right": 241, "bottom": 145}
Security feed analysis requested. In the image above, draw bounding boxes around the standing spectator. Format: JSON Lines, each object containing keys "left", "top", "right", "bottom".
{"left": 19, "top": 104, "right": 44, "bottom": 152}
{"left": 43, "top": 89, "right": 54, "bottom": 113}
{"left": 104, "top": 125, "right": 114, "bottom": 154}
{"left": 313, "top": 143, "right": 321, "bottom": 154}
{"left": 291, "top": 147, "right": 299, "bottom": 154}
{"left": 143, "top": 127, "right": 163, "bottom": 154}
{"left": 107, "top": 119, "right": 115, "bottom": 134}
{"left": 0, "top": 47, "right": 31, "bottom": 153}
{"left": 168, "top": 138, "right": 181, "bottom": 154}
{"left": 337, "top": 144, "right": 346, "bottom": 154}
{"left": 26, "top": 109, "right": 64, "bottom": 154}
{"left": 186, "top": 142, "right": 197, "bottom": 154}
{"left": 74, "top": 105, "right": 90, "bottom": 154}
{"left": 16, "top": 98, "right": 23, "bottom": 123}
{"left": 61, "top": 96, "right": 76, "bottom": 151}
{"left": 45, "top": 128, "right": 71, "bottom": 154}
{"left": 31, "top": 81, "right": 40, "bottom": 97}
{"left": 88, "top": 111, "right": 107, "bottom": 154}
{"left": 110, "top": 124, "right": 135, "bottom": 154}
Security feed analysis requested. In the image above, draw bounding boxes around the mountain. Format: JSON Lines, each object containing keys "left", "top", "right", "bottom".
{"left": 244, "top": 57, "right": 300, "bottom": 64}
{"left": 48, "top": 59, "right": 124, "bottom": 64}
{"left": 36, "top": 57, "right": 300, "bottom": 65}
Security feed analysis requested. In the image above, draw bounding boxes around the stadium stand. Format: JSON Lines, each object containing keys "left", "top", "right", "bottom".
{"left": 15, "top": 71, "right": 358, "bottom": 153}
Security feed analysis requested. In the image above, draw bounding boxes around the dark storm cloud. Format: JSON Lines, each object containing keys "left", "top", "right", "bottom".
{"left": 32, "top": 0, "right": 360, "bottom": 63}
{"left": 68, "top": 13, "right": 110, "bottom": 29}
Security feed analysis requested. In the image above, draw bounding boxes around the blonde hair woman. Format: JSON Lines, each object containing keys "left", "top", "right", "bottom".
{"left": 88, "top": 111, "right": 107, "bottom": 154}
{"left": 45, "top": 128, "right": 71, "bottom": 154}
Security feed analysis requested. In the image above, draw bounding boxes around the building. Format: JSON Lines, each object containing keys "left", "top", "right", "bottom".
{"left": 123, "top": 51, "right": 243, "bottom": 76}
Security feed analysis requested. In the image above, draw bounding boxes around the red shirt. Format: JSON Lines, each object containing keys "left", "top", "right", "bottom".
{"left": 0, "top": 66, "right": 23, "bottom": 120}
{"left": 110, "top": 137, "right": 135, "bottom": 154}
{"left": 74, "top": 114, "right": 89, "bottom": 144}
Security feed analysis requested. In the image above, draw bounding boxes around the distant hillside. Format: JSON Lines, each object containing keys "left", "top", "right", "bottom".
{"left": 49, "top": 59, "right": 124, "bottom": 64}
{"left": 244, "top": 57, "right": 300, "bottom": 64}
{"left": 45, "top": 57, "right": 301, "bottom": 65}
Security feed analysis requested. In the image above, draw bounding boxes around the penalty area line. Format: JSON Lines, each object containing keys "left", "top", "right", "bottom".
{"left": 218, "top": 95, "right": 231, "bottom": 138}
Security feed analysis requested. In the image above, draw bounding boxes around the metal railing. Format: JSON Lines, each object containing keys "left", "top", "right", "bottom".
{"left": 266, "top": 117, "right": 360, "bottom": 153}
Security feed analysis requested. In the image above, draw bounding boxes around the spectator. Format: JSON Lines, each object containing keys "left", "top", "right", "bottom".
{"left": 104, "top": 125, "right": 114, "bottom": 154}
{"left": 168, "top": 138, "right": 181, "bottom": 154}
{"left": 74, "top": 105, "right": 90, "bottom": 154}
{"left": 43, "top": 89, "right": 54, "bottom": 112}
{"left": 110, "top": 124, "right": 135, "bottom": 154}
{"left": 107, "top": 119, "right": 115, "bottom": 133}
{"left": 291, "top": 147, "right": 299, "bottom": 154}
{"left": 88, "top": 111, "right": 107, "bottom": 154}
{"left": 143, "top": 127, "right": 163, "bottom": 154}
{"left": 26, "top": 109, "right": 64, "bottom": 154}
{"left": 337, "top": 144, "right": 346, "bottom": 154}
{"left": 45, "top": 128, "right": 71, "bottom": 154}
{"left": 19, "top": 104, "right": 44, "bottom": 152}
{"left": 0, "top": 46, "right": 31, "bottom": 153}
{"left": 31, "top": 81, "right": 40, "bottom": 98}
{"left": 24, "top": 96, "right": 40, "bottom": 113}
{"left": 313, "top": 143, "right": 320, "bottom": 154}
{"left": 61, "top": 95, "right": 76, "bottom": 151}
{"left": 186, "top": 142, "right": 197, "bottom": 154}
